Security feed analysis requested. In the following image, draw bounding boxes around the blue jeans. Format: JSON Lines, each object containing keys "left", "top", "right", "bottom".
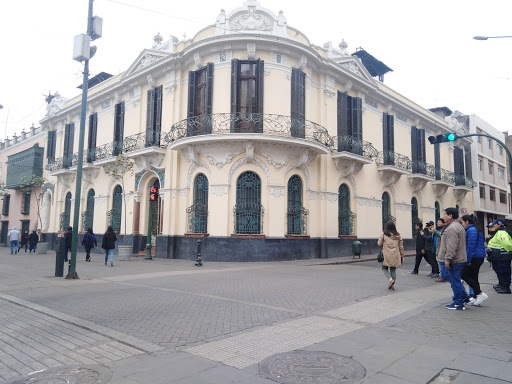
{"left": 10, "top": 240, "right": 18, "bottom": 254}
{"left": 105, "top": 249, "right": 114, "bottom": 264}
{"left": 447, "top": 262, "right": 466, "bottom": 306}
{"left": 29, "top": 244, "right": 37, "bottom": 253}
{"left": 439, "top": 261, "right": 449, "bottom": 280}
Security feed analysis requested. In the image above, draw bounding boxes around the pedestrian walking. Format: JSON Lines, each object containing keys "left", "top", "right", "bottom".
{"left": 28, "top": 230, "right": 39, "bottom": 253}
{"left": 438, "top": 207, "right": 467, "bottom": 310}
{"left": 64, "top": 226, "right": 73, "bottom": 262}
{"left": 421, "top": 221, "right": 440, "bottom": 278}
{"left": 36, "top": 229, "right": 43, "bottom": 243}
{"left": 486, "top": 219, "right": 512, "bottom": 294}
{"left": 411, "top": 222, "right": 434, "bottom": 275}
{"left": 82, "top": 228, "right": 97, "bottom": 262}
{"left": 433, "top": 219, "right": 449, "bottom": 282}
{"left": 460, "top": 214, "right": 488, "bottom": 305}
{"left": 7, "top": 226, "right": 21, "bottom": 254}
{"left": 20, "top": 230, "right": 29, "bottom": 252}
{"left": 378, "top": 221, "right": 404, "bottom": 291}
{"left": 101, "top": 225, "right": 117, "bottom": 267}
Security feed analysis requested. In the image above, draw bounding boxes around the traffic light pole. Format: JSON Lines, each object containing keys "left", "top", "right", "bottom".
{"left": 443, "top": 133, "right": 512, "bottom": 200}
{"left": 145, "top": 200, "right": 153, "bottom": 260}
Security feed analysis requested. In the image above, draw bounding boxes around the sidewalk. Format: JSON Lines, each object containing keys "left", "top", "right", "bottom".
{"left": 0, "top": 247, "right": 510, "bottom": 383}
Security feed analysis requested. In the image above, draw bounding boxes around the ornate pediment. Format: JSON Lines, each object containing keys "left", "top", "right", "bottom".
{"left": 123, "top": 49, "right": 169, "bottom": 78}
{"left": 335, "top": 57, "right": 377, "bottom": 84}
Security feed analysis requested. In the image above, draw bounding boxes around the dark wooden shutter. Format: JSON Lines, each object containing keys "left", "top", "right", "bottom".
{"left": 337, "top": 92, "right": 348, "bottom": 151}
{"left": 382, "top": 113, "right": 389, "bottom": 153}
{"left": 411, "top": 126, "right": 418, "bottom": 168}
{"left": 87, "top": 113, "right": 98, "bottom": 162}
{"left": 464, "top": 145, "right": 472, "bottom": 178}
{"left": 205, "top": 63, "right": 214, "bottom": 133}
{"left": 154, "top": 86, "right": 162, "bottom": 145}
{"left": 291, "top": 68, "right": 305, "bottom": 138}
{"left": 230, "top": 59, "right": 239, "bottom": 132}
{"left": 434, "top": 143, "right": 440, "bottom": 179}
{"left": 388, "top": 115, "right": 394, "bottom": 153}
{"left": 351, "top": 97, "right": 362, "bottom": 142}
{"left": 113, "top": 103, "right": 124, "bottom": 155}
{"left": 256, "top": 60, "right": 264, "bottom": 132}
{"left": 63, "top": 123, "right": 74, "bottom": 167}
{"left": 187, "top": 71, "right": 196, "bottom": 136}
{"left": 146, "top": 88, "right": 155, "bottom": 146}
{"left": 383, "top": 113, "right": 394, "bottom": 165}
{"left": 47, "top": 130, "right": 56, "bottom": 162}
{"left": 419, "top": 129, "right": 426, "bottom": 163}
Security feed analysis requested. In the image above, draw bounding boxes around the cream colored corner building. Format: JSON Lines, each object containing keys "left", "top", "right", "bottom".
{"left": 40, "top": 1, "right": 474, "bottom": 261}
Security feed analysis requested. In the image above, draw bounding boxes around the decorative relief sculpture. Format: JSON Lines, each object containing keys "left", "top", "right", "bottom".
{"left": 136, "top": 54, "right": 161, "bottom": 71}
{"left": 269, "top": 185, "right": 285, "bottom": 198}
{"left": 211, "top": 184, "right": 229, "bottom": 196}
{"left": 231, "top": 12, "right": 273, "bottom": 31}
{"left": 45, "top": 92, "right": 68, "bottom": 117}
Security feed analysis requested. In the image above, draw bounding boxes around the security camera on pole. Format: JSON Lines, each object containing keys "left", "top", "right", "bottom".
{"left": 67, "top": 0, "right": 102, "bottom": 279}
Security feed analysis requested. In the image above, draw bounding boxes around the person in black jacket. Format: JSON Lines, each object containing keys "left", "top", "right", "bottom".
{"left": 82, "top": 228, "right": 97, "bottom": 262}
{"left": 411, "top": 222, "right": 435, "bottom": 275}
{"left": 20, "top": 231, "right": 29, "bottom": 252}
{"left": 422, "top": 221, "right": 440, "bottom": 277}
{"left": 64, "top": 226, "right": 73, "bottom": 262}
{"left": 28, "top": 230, "right": 39, "bottom": 253}
{"left": 101, "top": 225, "right": 117, "bottom": 267}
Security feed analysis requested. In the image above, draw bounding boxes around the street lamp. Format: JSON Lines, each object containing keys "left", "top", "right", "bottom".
{"left": 473, "top": 35, "right": 512, "bottom": 40}
{"left": 67, "top": 0, "right": 102, "bottom": 279}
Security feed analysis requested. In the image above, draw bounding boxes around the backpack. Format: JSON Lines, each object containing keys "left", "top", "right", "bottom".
{"left": 83, "top": 232, "right": 95, "bottom": 248}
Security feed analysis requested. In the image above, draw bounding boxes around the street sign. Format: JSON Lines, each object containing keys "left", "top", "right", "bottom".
{"left": 459, "top": 207, "right": 467, "bottom": 216}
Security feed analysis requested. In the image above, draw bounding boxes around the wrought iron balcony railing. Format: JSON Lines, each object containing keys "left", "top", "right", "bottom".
{"left": 45, "top": 130, "right": 165, "bottom": 172}
{"left": 338, "top": 210, "right": 356, "bottom": 236}
{"left": 454, "top": 174, "right": 477, "bottom": 188}
{"left": 81, "top": 210, "right": 93, "bottom": 231}
{"left": 163, "top": 113, "right": 333, "bottom": 149}
{"left": 186, "top": 204, "right": 208, "bottom": 234}
{"left": 435, "top": 168, "right": 455, "bottom": 184}
{"left": 411, "top": 160, "right": 436, "bottom": 178}
{"left": 107, "top": 208, "right": 121, "bottom": 232}
{"left": 376, "top": 150, "right": 412, "bottom": 171}
{"left": 287, "top": 205, "right": 309, "bottom": 235}
{"left": 332, "top": 135, "right": 379, "bottom": 159}
{"left": 233, "top": 203, "right": 264, "bottom": 235}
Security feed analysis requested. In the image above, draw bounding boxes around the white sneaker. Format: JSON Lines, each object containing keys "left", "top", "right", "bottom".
{"left": 473, "top": 292, "right": 488, "bottom": 306}
{"left": 466, "top": 297, "right": 476, "bottom": 306}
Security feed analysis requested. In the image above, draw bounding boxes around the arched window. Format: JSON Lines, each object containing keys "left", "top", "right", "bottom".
{"left": 108, "top": 185, "right": 122, "bottom": 232}
{"left": 382, "top": 192, "right": 391, "bottom": 229}
{"left": 188, "top": 173, "right": 209, "bottom": 233}
{"left": 61, "top": 192, "right": 72, "bottom": 230}
{"left": 338, "top": 184, "right": 353, "bottom": 236}
{"left": 235, "top": 171, "right": 262, "bottom": 234}
{"left": 411, "top": 197, "right": 419, "bottom": 237}
{"left": 287, "top": 175, "right": 307, "bottom": 235}
{"left": 83, "top": 189, "right": 95, "bottom": 230}
{"left": 435, "top": 201, "right": 441, "bottom": 224}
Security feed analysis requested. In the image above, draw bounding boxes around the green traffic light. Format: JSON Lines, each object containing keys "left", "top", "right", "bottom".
{"left": 445, "top": 133, "right": 456, "bottom": 141}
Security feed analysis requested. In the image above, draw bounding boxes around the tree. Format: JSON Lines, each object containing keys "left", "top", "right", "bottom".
{"left": 19, "top": 175, "right": 48, "bottom": 231}
{"left": 104, "top": 153, "right": 135, "bottom": 246}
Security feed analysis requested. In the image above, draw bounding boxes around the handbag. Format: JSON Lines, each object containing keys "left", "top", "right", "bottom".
{"left": 377, "top": 250, "right": 384, "bottom": 263}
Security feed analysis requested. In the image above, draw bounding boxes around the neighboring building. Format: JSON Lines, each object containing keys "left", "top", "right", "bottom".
{"left": 0, "top": 125, "right": 46, "bottom": 245}
{"left": 39, "top": 0, "right": 475, "bottom": 260}
{"left": 455, "top": 114, "right": 510, "bottom": 232}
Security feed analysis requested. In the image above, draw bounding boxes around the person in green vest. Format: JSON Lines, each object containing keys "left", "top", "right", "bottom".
{"left": 487, "top": 219, "right": 512, "bottom": 294}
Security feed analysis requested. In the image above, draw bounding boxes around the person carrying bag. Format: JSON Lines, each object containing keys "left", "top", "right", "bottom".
{"left": 378, "top": 221, "right": 405, "bottom": 291}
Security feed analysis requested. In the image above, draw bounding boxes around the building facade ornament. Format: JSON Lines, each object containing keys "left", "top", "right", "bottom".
{"left": 269, "top": 185, "right": 285, "bottom": 198}
{"left": 45, "top": 93, "right": 68, "bottom": 117}
{"left": 210, "top": 184, "right": 229, "bottom": 196}
{"left": 396, "top": 202, "right": 412, "bottom": 212}
{"left": 356, "top": 196, "right": 382, "bottom": 208}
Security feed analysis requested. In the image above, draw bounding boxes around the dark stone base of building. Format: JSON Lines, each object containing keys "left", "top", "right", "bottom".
{"left": 155, "top": 236, "right": 416, "bottom": 262}
{"left": 43, "top": 233, "right": 415, "bottom": 262}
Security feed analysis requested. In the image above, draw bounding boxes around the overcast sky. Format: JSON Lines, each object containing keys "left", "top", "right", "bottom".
{"left": 1, "top": 0, "right": 511, "bottom": 140}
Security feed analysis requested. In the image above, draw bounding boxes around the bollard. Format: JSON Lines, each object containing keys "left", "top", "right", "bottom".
{"left": 352, "top": 240, "right": 362, "bottom": 259}
{"left": 195, "top": 239, "right": 202, "bottom": 267}
{"left": 55, "top": 236, "right": 66, "bottom": 277}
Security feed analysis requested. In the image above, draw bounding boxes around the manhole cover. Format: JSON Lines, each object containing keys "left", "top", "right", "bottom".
{"left": 259, "top": 351, "right": 366, "bottom": 384}
{"left": 4, "top": 365, "right": 112, "bottom": 384}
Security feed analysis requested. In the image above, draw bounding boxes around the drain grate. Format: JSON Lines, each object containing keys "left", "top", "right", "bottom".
{"left": 259, "top": 351, "right": 366, "bottom": 384}
{"left": 4, "top": 365, "right": 112, "bottom": 384}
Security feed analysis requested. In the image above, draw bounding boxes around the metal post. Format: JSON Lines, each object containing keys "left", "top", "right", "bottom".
{"left": 67, "top": 0, "right": 94, "bottom": 279}
{"left": 195, "top": 239, "right": 202, "bottom": 266}
{"left": 145, "top": 200, "right": 153, "bottom": 259}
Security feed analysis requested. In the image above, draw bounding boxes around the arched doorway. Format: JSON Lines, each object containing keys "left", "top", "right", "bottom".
{"left": 287, "top": 175, "right": 307, "bottom": 235}
{"left": 188, "top": 174, "right": 208, "bottom": 233}
{"left": 411, "top": 197, "right": 419, "bottom": 237}
{"left": 338, "top": 184, "right": 353, "bottom": 235}
{"left": 83, "top": 189, "right": 95, "bottom": 230}
{"left": 108, "top": 185, "right": 122, "bottom": 232}
{"left": 235, "top": 171, "right": 262, "bottom": 234}
{"left": 61, "top": 192, "right": 72, "bottom": 230}
{"left": 149, "top": 179, "right": 162, "bottom": 240}
{"left": 382, "top": 192, "right": 391, "bottom": 229}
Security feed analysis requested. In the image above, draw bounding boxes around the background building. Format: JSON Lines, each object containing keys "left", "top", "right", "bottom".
{"left": 38, "top": 0, "right": 475, "bottom": 261}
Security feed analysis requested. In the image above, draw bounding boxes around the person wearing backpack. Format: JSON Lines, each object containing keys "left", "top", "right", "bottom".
{"left": 460, "top": 214, "right": 488, "bottom": 306}
{"left": 82, "top": 228, "right": 97, "bottom": 262}
{"left": 101, "top": 226, "right": 117, "bottom": 267}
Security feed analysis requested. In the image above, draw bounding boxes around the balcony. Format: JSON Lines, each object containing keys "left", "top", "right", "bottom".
{"left": 185, "top": 204, "right": 209, "bottom": 237}
{"left": 431, "top": 168, "right": 455, "bottom": 196}
{"left": 408, "top": 160, "right": 435, "bottom": 192}
{"left": 453, "top": 174, "right": 477, "bottom": 200}
{"left": 376, "top": 150, "right": 412, "bottom": 186}
{"left": 331, "top": 135, "right": 378, "bottom": 177}
{"left": 45, "top": 130, "right": 167, "bottom": 176}
{"left": 164, "top": 114, "right": 332, "bottom": 167}
{"left": 286, "top": 206, "right": 309, "bottom": 238}
{"left": 232, "top": 203, "right": 264, "bottom": 238}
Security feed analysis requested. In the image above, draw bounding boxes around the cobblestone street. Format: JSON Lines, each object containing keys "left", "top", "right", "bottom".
{"left": 0, "top": 248, "right": 510, "bottom": 383}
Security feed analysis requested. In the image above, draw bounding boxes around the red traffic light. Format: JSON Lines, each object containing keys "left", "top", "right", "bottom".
{"left": 150, "top": 186, "right": 159, "bottom": 201}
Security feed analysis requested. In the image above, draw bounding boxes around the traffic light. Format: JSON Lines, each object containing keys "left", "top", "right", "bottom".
{"left": 427, "top": 133, "right": 457, "bottom": 144}
{"left": 150, "top": 186, "right": 159, "bottom": 201}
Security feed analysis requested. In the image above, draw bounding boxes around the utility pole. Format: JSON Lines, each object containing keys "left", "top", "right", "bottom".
{"left": 68, "top": 0, "right": 102, "bottom": 279}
